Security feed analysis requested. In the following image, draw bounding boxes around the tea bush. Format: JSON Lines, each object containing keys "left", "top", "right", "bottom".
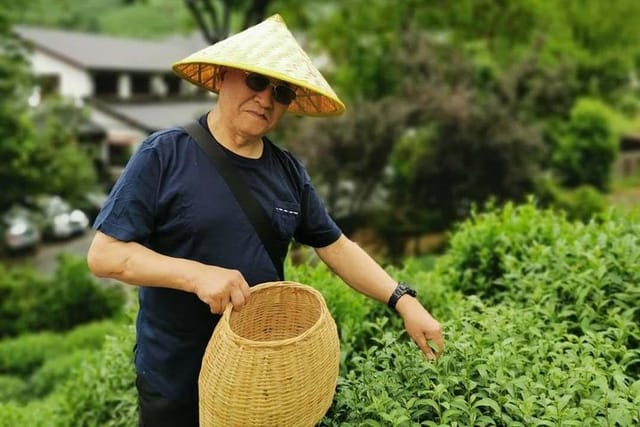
{"left": 535, "top": 174, "right": 607, "bottom": 222}
{"left": 0, "top": 375, "right": 27, "bottom": 403}
{"left": 1, "top": 201, "right": 639, "bottom": 425}
{"left": 0, "top": 324, "right": 136, "bottom": 427}
{"left": 322, "top": 298, "right": 640, "bottom": 426}
{"left": 435, "top": 200, "right": 573, "bottom": 299}
{"left": 0, "top": 320, "right": 117, "bottom": 377}
{"left": 286, "top": 259, "right": 383, "bottom": 367}
{"left": 0, "top": 255, "right": 125, "bottom": 337}
{"left": 0, "top": 395, "right": 59, "bottom": 427}
{"left": 0, "top": 332, "right": 63, "bottom": 376}
{"left": 53, "top": 328, "right": 137, "bottom": 427}
{"left": 436, "top": 201, "right": 640, "bottom": 353}
{"left": 29, "top": 349, "right": 92, "bottom": 398}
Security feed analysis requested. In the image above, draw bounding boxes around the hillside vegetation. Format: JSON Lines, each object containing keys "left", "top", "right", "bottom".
{"left": 1, "top": 201, "right": 638, "bottom": 426}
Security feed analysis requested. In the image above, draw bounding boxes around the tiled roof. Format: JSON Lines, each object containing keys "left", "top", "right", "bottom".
{"left": 90, "top": 99, "right": 215, "bottom": 133}
{"left": 13, "top": 26, "right": 207, "bottom": 72}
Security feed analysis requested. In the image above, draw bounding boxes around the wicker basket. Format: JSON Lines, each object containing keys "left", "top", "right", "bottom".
{"left": 198, "top": 281, "right": 340, "bottom": 426}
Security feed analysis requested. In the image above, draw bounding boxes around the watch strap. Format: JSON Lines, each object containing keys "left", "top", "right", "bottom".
{"left": 387, "top": 281, "right": 417, "bottom": 310}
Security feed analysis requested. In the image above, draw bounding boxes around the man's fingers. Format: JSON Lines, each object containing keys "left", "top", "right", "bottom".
{"left": 209, "top": 300, "right": 223, "bottom": 314}
{"left": 414, "top": 334, "right": 434, "bottom": 360}
{"left": 430, "top": 336, "right": 445, "bottom": 356}
{"left": 229, "top": 287, "right": 248, "bottom": 311}
{"left": 414, "top": 332, "right": 444, "bottom": 361}
{"left": 240, "top": 281, "right": 251, "bottom": 300}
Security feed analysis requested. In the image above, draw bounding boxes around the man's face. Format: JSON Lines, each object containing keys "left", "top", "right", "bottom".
{"left": 217, "top": 68, "right": 292, "bottom": 138}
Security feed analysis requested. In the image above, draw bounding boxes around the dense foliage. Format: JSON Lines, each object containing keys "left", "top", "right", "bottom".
{"left": 1, "top": 202, "right": 638, "bottom": 425}
{"left": 0, "top": 254, "right": 125, "bottom": 337}
{"left": 3, "top": 0, "right": 640, "bottom": 246}
{"left": 550, "top": 98, "right": 620, "bottom": 191}
{"left": 282, "top": 2, "right": 638, "bottom": 246}
{"left": 0, "top": 6, "right": 37, "bottom": 208}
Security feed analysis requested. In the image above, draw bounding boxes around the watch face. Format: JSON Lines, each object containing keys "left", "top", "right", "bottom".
{"left": 388, "top": 282, "right": 417, "bottom": 310}
{"left": 399, "top": 282, "right": 416, "bottom": 296}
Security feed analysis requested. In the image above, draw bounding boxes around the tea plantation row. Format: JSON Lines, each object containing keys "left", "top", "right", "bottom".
{"left": 1, "top": 201, "right": 638, "bottom": 426}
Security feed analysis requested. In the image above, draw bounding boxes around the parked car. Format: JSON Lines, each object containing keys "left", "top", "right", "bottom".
{"left": 74, "top": 190, "right": 108, "bottom": 225}
{"left": 1, "top": 205, "right": 41, "bottom": 253}
{"left": 26, "top": 195, "right": 90, "bottom": 240}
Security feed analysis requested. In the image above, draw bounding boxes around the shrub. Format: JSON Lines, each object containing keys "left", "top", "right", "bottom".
{"left": 0, "top": 332, "right": 63, "bottom": 376}
{"left": 0, "top": 265, "right": 49, "bottom": 337}
{"left": 0, "top": 255, "right": 125, "bottom": 337}
{"left": 434, "top": 200, "right": 573, "bottom": 299}
{"left": 54, "top": 326, "right": 137, "bottom": 427}
{"left": 322, "top": 299, "right": 640, "bottom": 426}
{"left": 550, "top": 97, "right": 619, "bottom": 191}
{"left": 0, "top": 375, "right": 27, "bottom": 403}
{"left": 2, "top": 211, "right": 639, "bottom": 426}
{"left": 0, "top": 320, "right": 118, "bottom": 377}
{"left": 29, "top": 349, "right": 93, "bottom": 398}
{"left": 0, "top": 395, "right": 60, "bottom": 427}
{"left": 535, "top": 174, "right": 607, "bottom": 222}
{"left": 435, "top": 200, "right": 640, "bottom": 352}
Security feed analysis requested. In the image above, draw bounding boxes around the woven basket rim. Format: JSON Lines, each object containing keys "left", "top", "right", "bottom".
{"left": 221, "top": 281, "right": 329, "bottom": 348}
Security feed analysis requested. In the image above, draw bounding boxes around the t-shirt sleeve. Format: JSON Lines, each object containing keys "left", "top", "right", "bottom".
{"left": 93, "top": 143, "right": 161, "bottom": 243}
{"left": 292, "top": 162, "right": 342, "bottom": 248}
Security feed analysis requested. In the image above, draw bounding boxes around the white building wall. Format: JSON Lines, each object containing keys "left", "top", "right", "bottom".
{"left": 28, "top": 49, "right": 93, "bottom": 99}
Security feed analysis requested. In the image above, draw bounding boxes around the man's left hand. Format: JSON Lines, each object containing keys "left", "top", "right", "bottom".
{"left": 395, "top": 295, "right": 444, "bottom": 360}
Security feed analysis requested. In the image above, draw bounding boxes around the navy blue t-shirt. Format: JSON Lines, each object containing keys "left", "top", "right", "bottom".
{"left": 94, "top": 115, "right": 341, "bottom": 400}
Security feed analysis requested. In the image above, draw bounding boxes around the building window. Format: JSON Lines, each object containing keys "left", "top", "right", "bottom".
{"left": 38, "top": 74, "right": 60, "bottom": 97}
{"left": 131, "top": 73, "right": 151, "bottom": 95}
{"left": 94, "top": 72, "right": 119, "bottom": 96}
{"left": 108, "top": 144, "right": 132, "bottom": 167}
{"left": 165, "top": 74, "right": 182, "bottom": 95}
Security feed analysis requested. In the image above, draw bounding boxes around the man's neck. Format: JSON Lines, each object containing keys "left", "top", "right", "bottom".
{"left": 206, "top": 110, "right": 264, "bottom": 159}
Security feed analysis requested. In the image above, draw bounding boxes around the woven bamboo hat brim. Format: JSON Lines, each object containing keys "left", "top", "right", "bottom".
{"left": 172, "top": 14, "right": 345, "bottom": 117}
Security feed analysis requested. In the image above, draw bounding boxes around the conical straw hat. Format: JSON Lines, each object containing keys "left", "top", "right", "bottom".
{"left": 172, "top": 14, "right": 345, "bottom": 117}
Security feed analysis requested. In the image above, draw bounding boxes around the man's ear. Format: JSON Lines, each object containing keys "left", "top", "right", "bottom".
{"left": 218, "top": 67, "right": 227, "bottom": 81}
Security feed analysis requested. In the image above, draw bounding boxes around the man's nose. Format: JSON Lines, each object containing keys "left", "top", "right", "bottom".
{"left": 253, "top": 86, "right": 273, "bottom": 107}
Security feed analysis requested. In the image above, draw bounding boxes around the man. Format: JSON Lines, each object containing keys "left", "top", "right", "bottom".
{"left": 87, "top": 14, "right": 444, "bottom": 427}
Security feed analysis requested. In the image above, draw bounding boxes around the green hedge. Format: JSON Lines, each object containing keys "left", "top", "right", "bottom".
{"left": 29, "top": 349, "right": 93, "bottom": 398}
{"left": 0, "top": 375, "right": 27, "bottom": 403}
{"left": 0, "top": 320, "right": 117, "bottom": 377}
{"left": 0, "top": 254, "right": 125, "bottom": 337}
{"left": 1, "top": 201, "right": 639, "bottom": 426}
{"left": 0, "top": 325, "right": 136, "bottom": 427}
{"left": 436, "top": 201, "right": 640, "bottom": 352}
{"left": 323, "top": 300, "right": 640, "bottom": 426}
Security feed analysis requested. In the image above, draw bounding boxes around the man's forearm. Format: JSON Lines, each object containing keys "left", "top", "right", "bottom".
{"left": 87, "top": 230, "right": 199, "bottom": 293}
{"left": 315, "top": 234, "right": 397, "bottom": 303}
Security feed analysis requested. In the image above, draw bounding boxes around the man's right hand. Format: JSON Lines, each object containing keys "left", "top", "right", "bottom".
{"left": 191, "top": 266, "right": 251, "bottom": 314}
{"left": 88, "top": 231, "right": 251, "bottom": 314}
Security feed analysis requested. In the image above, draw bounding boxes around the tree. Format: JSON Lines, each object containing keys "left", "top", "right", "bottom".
{"left": 386, "top": 33, "right": 556, "bottom": 234}
{"left": 184, "top": 0, "right": 272, "bottom": 43}
{"left": 0, "top": 7, "right": 38, "bottom": 207}
{"left": 550, "top": 98, "right": 619, "bottom": 191}
{"left": 28, "top": 98, "right": 98, "bottom": 199}
{"left": 283, "top": 97, "right": 422, "bottom": 231}
{"left": 0, "top": 9, "right": 97, "bottom": 206}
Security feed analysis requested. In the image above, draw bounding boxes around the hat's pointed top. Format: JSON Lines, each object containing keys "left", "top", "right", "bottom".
{"left": 172, "top": 13, "right": 345, "bottom": 117}
{"left": 270, "top": 13, "right": 285, "bottom": 23}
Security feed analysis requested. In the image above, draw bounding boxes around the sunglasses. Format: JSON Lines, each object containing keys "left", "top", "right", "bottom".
{"left": 244, "top": 72, "right": 297, "bottom": 105}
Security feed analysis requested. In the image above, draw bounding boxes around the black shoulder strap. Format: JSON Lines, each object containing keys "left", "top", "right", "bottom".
{"left": 183, "top": 121, "right": 284, "bottom": 280}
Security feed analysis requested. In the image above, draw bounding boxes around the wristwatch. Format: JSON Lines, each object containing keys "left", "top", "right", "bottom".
{"left": 387, "top": 281, "right": 417, "bottom": 311}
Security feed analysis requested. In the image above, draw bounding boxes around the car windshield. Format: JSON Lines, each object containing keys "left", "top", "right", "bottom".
{"left": 44, "top": 197, "right": 71, "bottom": 216}
{"left": 3, "top": 205, "right": 32, "bottom": 221}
